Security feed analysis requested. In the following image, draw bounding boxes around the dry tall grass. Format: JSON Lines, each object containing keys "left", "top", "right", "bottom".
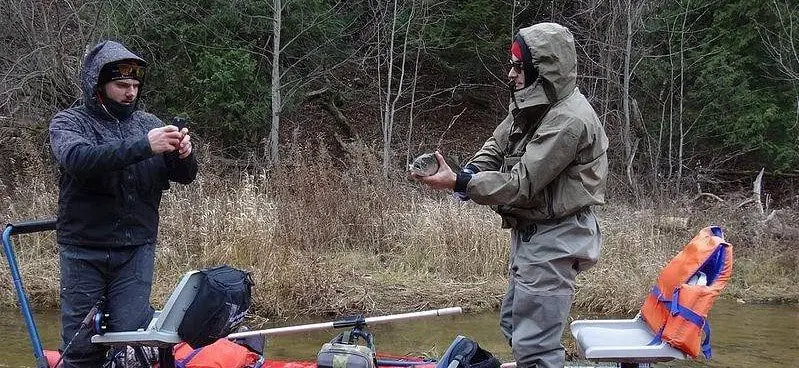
{"left": 1, "top": 140, "right": 797, "bottom": 321}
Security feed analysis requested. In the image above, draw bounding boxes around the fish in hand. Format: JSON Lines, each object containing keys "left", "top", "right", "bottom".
{"left": 409, "top": 153, "right": 439, "bottom": 177}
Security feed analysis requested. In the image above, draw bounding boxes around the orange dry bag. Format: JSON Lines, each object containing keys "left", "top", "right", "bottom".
{"left": 641, "top": 226, "right": 733, "bottom": 358}
{"left": 174, "top": 339, "right": 262, "bottom": 368}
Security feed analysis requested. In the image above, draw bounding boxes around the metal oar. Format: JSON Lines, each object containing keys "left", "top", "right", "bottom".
{"left": 2, "top": 219, "right": 57, "bottom": 368}
{"left": 227, "top": 307, "right": 463, "bottom": 339}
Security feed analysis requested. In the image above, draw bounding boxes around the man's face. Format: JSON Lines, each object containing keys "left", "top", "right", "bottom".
{"left": 103, "top": 79, "right": 140, "bottom": 104}
{"left": 508, "top": 55, "right": 525, "bottom": 90}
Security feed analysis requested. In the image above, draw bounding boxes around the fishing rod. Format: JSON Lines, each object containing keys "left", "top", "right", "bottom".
{"left": 226, "top": 307, "right": 463, "bottom": 339}
{"left": 53, "top": 296, "right": 106, "bottom": 368}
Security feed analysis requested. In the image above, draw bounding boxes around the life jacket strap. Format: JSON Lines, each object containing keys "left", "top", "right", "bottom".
{"left": 176, "top": 346, "right": 204, "bottom": 368}
{"left": 647, "top": 286, "right": 713, "bottom": 359}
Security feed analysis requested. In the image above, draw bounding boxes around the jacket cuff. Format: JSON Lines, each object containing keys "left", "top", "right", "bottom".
{"left": 138, "top": 136, "right": 154, "bottom": 156}
{"left": 454, "top": 171, "right": 472, "bottom": 192}
{"left": 463, "top": 164, "right": 479, "bottom": 174}
{"left": 454, "top": 164, "right": 479, "bottom": 192}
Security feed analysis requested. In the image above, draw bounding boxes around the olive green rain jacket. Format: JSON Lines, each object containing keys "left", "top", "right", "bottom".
{"left": 465, "top": 23, "right": 608, "bottom": 228}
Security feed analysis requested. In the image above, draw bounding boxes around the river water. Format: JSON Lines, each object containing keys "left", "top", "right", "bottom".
{"left": 0, "top": 301, "right": 796, "bottom": 367}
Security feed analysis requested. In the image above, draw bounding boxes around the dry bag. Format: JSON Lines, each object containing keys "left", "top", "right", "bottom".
{"left": 178, "top": 265, "right": 253, "bottom": 348}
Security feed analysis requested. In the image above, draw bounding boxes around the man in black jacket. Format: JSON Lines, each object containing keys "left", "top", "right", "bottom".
{"left": 49, "top": 40, "right": 198, "bottom": 367}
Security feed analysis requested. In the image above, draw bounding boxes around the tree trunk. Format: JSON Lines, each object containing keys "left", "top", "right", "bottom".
{"left": 623, "top": 0, "right": 633, "bottom": 184}
{"left": 270, "top": 0, "right": 282, "bottom": 165}
{"left": 677, "top": 0, "right": 688, "bottom": 191}
{"left": 380, "top": 0, "right": 399, "bottom": 176}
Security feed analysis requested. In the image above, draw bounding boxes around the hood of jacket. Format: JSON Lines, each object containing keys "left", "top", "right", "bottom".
{"left": 510, "top": 23, "right": 577, "bottom": 111}
{"left": 80, "top": 41, "right": 147, "bottom": 115}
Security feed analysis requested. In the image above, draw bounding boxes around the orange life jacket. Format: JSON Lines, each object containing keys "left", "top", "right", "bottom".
{"left": 174, "top": 339, "right": 262, "bottom": 368}
{"left": 641, "top": 226, "right": 733, "bottom": 358}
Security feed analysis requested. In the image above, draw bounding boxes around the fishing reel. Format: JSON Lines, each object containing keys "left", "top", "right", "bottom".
{"left": 55, "top": 297, "right": 109, "bottom": 368}
{"left": 81, "top": 297, "right": 108, "bottom": 336}
{"left": 90, "top": 309, "right": 108, "bottom": 335}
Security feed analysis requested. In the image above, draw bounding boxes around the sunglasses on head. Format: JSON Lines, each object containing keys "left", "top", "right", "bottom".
{"left": 116, "top": 63, "right": 145, "bottom": 79}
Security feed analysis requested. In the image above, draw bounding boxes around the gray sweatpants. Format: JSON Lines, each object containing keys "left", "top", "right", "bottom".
{"left": 499, "top": 208, "right": 602, "bottom": 368}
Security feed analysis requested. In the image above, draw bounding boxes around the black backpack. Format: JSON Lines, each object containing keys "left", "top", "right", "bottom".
{"left": 178, "top": 265, "right": 253, "bottom": 348}
{"left": 435, "top": 336, "right": 501, "bottom": 368}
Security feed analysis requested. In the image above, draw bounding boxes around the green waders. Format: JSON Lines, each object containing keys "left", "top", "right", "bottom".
{"left": 499, "top": 208, "right": 601, "bottom": 368}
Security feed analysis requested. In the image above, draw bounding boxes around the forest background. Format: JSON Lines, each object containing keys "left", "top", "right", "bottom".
{"left": 0, "top": 0, "right": 797, "bottom": 326}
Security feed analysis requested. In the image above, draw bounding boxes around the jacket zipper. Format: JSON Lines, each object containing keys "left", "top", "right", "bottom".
{"left": 546, "top": 185, "right": 555, "bottom": 219}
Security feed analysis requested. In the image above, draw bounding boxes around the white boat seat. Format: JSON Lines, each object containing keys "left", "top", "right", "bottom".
{"left": 91, "top": 270, "right": 201, "bottom": 347}
{"left": 569, "top": 315, "right": 686, "bottom": 364}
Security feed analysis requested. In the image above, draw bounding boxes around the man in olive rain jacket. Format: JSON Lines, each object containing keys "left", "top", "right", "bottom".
{"left": 49, "top": 40, "right": 198, "bottom": 367}
{"left": 413, "top": 23, "right": 608, "bottom": 368}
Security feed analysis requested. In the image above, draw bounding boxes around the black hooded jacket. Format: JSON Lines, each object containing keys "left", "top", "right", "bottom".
{"left": 49, "top": 41, "right": 198, "bottom": 248}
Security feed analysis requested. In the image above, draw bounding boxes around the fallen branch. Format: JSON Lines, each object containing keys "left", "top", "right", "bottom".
{"left": 333, "top": 132, "right": 355, "bottom": 156}
{"left": 700, "top": 168, "right": 799, "bottom": 179}
{"left": 753, "top": 168, "right": 765, "bottom": 215}
{"left": 305, "top": 87, "right": 329, "bottom": 99}
{"left": 693, "top": 192, "right": 724, "bottom": 202}
{"left": 737, "top": 197, "right": 755, "bottom": 208}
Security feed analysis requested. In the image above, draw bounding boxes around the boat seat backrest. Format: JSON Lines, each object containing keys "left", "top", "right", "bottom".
{"left": 91, "top": 270, "right": 203, "bottom": 347}
{"left": 153, "top": 270, "right": 202, "bottom": 334}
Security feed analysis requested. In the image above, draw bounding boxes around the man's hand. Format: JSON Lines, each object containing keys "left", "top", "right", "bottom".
{"left": 147, "top": 126, "right": 183, "bottom": 154}
{"left": 176, "top": 128, "right": 193, "bottom": 159}
{"left": 411, "top": 151, "right": 456, "bottom": 190}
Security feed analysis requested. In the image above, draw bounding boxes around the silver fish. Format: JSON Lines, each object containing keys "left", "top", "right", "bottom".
{"left": 409, "top": 153, "right": 439, "bottom": 177}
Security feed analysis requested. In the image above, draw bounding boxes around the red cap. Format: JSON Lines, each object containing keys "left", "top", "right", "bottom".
{"left": 510, "top": 40, "right": 523, "bottom": 60}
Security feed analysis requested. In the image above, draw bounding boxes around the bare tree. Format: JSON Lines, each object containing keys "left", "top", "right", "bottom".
{"left": 636, "top": 0, "right": 717, "bottom": 193}
{"left": 0, "top": 0, "right": 90, "bottom": 120}
{"left": 758, "top": 0, "right": 799, "bottom": 127}
{"left": 622, "top": 0, "right": 646, "bottom": 192}
{"left": 270, "top": 0, "right": 283, "bottom": 165}
{"left": 376, "top": 0, "right": 432, "bottom": 176}
{"left": 263, "top": 0, "right": 356, "bottom": 165}
{"left": 676, "top": 0, "right": 688, "bottom": 189}
{"left": 758, "top": 0, "right": 799, "bottom": 83}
